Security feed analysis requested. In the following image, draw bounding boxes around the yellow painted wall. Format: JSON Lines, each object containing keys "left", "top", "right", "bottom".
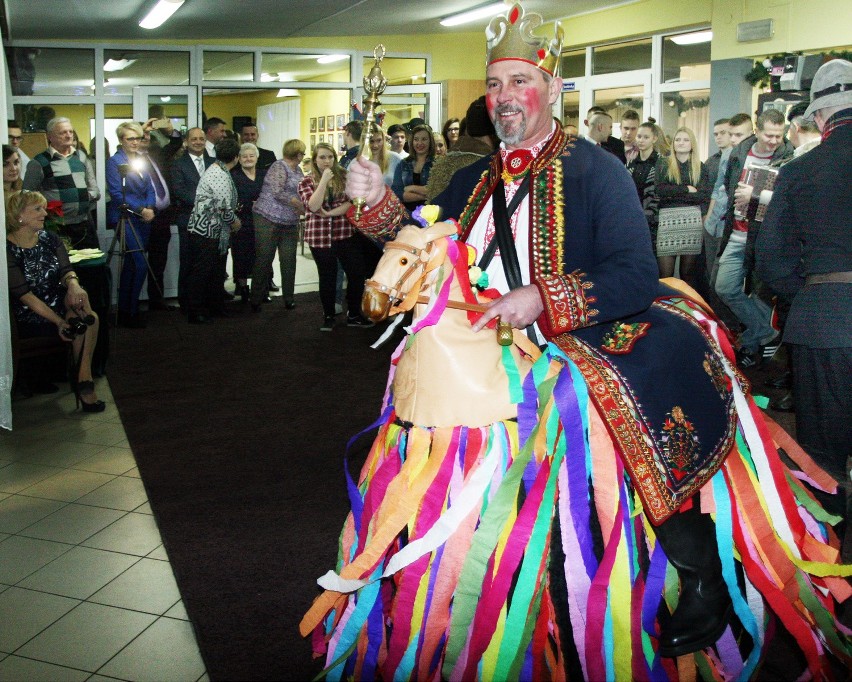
{"left": 710, "top": 0, "right": 852, "bottom": 60}
{"left": 557, "top": 0, "right": 712, "bottom": 47}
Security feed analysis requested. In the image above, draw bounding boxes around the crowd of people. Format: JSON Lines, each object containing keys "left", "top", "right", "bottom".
{"left": 4, "top": 63, "right": 849, "bottom": 512}
{"left": 4, "top": 3, "right": 848, "bottom": 673}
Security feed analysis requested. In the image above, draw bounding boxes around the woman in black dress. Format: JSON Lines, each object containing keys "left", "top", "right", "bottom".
{"left": 6, "top": 190, "right": 104, "bottom": 411}
{"left": 230, "top": 143, "right": 267, "bottom": 302}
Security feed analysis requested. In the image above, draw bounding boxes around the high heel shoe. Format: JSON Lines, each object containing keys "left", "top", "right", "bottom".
{"left": 75, "top": 380, "right": 106, "bottom": 413}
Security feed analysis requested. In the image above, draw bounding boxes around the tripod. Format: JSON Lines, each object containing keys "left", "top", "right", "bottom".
{"left": 105, "top": 164, "right": 162, "bottom": 331}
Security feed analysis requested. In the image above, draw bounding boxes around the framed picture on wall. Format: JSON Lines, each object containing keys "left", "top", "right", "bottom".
{"left": 337, "top": 132, "right": 344, "bottom": 150}
{"left": 336, "top": 113, "right": 346, "bottom": 130}
{"left": 318, "top": 117, "right": 325, "bottom": 132}
{"left": 327, "top": 115, "right": 335, "bottom": 131}
{"left": 319, "top": 134, "right": 324, "bottom": 143}
{"left": 310, "top": 118, "right": 317, "bottom": 133}
{"left": 310, "top": 135, "right": 316, "bottom": 149}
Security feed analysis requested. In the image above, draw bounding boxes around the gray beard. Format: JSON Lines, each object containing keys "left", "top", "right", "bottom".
{"left": 493, "top": 107, "right": 526, "bottom": 146}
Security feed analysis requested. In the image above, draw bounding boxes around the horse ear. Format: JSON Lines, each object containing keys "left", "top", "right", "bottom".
{"left": 423, "top": 220, "right": 458, "bottom": 242}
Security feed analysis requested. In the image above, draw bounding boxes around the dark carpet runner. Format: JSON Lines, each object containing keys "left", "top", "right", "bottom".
{"left": 107, "top": 295, "right": 393, "bottom": 681}
{"left": 108, "top": 294, "right": 797, "bottom": 680}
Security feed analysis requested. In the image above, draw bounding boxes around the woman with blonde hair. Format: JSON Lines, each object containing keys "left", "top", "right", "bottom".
{"left": 105, "top": 120, "right": 156, "bottom": 328}
{"left": 249, "top": 138, "right": 306, "bottom": 311}
{"left": 367, "top": 125, "right": 403, "bottom": 187}
{"left": 654, "top": 126, "right": 710, "bottom": 285}
{"left": 297, "top": 142, "right": 370, "bottom": 331}
{"left": 6, "top": 190, "right": 104, "bottom": 411}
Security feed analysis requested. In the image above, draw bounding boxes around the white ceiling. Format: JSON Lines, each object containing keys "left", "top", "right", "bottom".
{"left": 3, "top": 0, "right": 635, "bottom": 41}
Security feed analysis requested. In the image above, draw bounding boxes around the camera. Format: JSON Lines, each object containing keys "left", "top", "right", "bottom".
{"left": 62, "top": 314, "right": 96, "bottom": 339}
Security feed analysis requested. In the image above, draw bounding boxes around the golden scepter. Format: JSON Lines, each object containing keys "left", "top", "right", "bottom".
{"left": 351, "top": 44, "right": 388, "bottom": 221}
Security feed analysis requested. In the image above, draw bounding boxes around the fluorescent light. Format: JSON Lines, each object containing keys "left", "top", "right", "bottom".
{"left": 104, "top": 58, "right": 137, "bottom": 72}
{"left": 440, "top": 2, "right": 505, "bottom": 27}
{"left": 670, "top": 30, "right": 712, "bottom": 45}
{"left": 317, "top": 54, "right": 348, "bottom": 64}
{"left": 261, "top": 72, "right": 278, "bottom": 82}
{"left": 277, "top": 89, "right": 300, "bottom": 98}
{"left": 139, "top": 0, "right": 185, "bottom": 30}
{"left": 159, "top": 96, "right": 171, "bottom": 102}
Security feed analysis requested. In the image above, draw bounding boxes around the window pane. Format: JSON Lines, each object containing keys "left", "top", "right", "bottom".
{"left": 561, "top": 91, "right": 580, "bottom": 133}
{"left": 560, "top": 49, "right": 585, "bottom": 79}
{"left": 592, "top": 85, "right": 646, "bottom": 131}
{"left": 203, "top": 51, "right": 253, "bottom": 81}
{"left": 662, "top": 33, "right": 711, "bottom": 83}
{"left": 103, "top": 50, "right": 190, "bottom": 95}
{"left": 592, "top": 39, "right": 651, "bottom": 75}
{"left": 363, "top": 57, "right": 425, "bottom": 86}
{"left": 14, "top": 103, "right": 96, "bottom": 156}
{"left": 661, "top": 89, "right": 711, "bottom": 160}
{"left": 261, "top": 53, "right": 351, "bottom": 83}
{"left": 6, "top": 47, "right": 94, "bottom": 97}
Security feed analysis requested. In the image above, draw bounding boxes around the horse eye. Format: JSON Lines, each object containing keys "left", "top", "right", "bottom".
{"left": 399, "top": 257, "right": 408, "bottom": 265}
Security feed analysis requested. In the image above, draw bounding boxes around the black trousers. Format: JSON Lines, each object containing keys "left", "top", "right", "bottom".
{"left": 792, "top": 344, "right": 852, "bottom": 518}
{"left": 310, "top": 236, "right": 367, "bottom": 318}
{"left": 146, "top": 210, "right": 173, "bottom": 303}
{"left": 186, "top": 233, "right": 226, "bottom": 316}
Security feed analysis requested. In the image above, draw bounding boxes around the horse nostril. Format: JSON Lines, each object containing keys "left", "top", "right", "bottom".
{"left": 362, "top": 288, "right": 390, "bottom": 322}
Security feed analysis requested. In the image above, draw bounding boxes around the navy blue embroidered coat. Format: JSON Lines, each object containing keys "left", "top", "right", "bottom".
{"left": 355, "top": 127, "right": 739, "bottom": 523}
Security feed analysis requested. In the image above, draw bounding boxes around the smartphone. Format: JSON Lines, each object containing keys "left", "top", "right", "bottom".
{"left": 152, "top": 117, "right": 171, "bottom": 130}
{"left": 179, "top": 124, "right": 188, "bottom": 136}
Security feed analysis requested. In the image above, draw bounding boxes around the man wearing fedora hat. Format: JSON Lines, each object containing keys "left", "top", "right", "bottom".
{"left": 757, "top": 59, "right": 852, "bottom": 558}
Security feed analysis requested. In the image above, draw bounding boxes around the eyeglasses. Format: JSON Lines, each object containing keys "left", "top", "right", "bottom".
{"left": 9, "top": 135, "right": 23, "bottom": 142}
{"left": 124, "top": 136, "right": 143, "bottom": 142}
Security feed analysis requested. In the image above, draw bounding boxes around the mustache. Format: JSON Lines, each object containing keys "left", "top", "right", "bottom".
{"left": 494, "top": 104, "right": 523, "bottom": 115}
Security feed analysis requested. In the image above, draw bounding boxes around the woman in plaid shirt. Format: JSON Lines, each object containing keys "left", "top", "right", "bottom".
{"left": 297, "top": 143, "right": 371, "bottom": 331}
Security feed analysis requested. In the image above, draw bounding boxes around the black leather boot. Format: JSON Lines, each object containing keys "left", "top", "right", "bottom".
{"left": 653, "top": 504, "right": 732, "bottom": 657}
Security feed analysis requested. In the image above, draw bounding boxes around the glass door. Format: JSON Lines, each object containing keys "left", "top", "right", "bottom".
{"left": 353, "top": 83, "right": 442, "bottom": 135}
{"left": 132, "top": 85, "right": 199, "bottom": 134}
{"left": 582, "top": 71, "right": 653, "bottom": 137}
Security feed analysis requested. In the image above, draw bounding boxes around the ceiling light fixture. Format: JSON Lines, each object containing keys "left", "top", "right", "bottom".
{"left": 670, "top": 30, "right": 712, "bottom": 45}
{"left": 261, "top": 72, "right": 279, "bottom": 82}
{"left": 277, "top": 89, "right": 300, "bottom": 98}
{"left": 139, "top": 0, "right": 186, "bottom": 30}
{"left": 317, "top": 54, "right": 348, "bottom": 64}
{"left": 104, "top": 58, "right": 137, "bottom": 72}
{"left": 440, "top": 2, "right": 505, "bottom": 27}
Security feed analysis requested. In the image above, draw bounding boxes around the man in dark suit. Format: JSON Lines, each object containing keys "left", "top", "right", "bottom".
{"left": 584, "top": 106, "right": 626, "bottom": 164}
{"left": 756, "top": 59, "right": 852, "bottom": 552}
{"left": 240, "top": 123, "right": 276, "bottom": 170}
{"left": 140, "top": 117, "right": 183, "bottom": 311}
{"left": 170, "top": 127, "right": 213, "bottom": 311}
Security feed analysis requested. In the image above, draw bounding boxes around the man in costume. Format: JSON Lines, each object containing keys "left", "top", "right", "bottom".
{"left": 756, "top": 58, "right": 852, "bottom": 559}
{"left": 303, "top": 5, "right": 849, "bottom": 679}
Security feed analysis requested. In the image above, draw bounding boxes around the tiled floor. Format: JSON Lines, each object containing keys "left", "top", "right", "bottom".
{"left": 0, "top": 384, "right": 208, "bottom": 682}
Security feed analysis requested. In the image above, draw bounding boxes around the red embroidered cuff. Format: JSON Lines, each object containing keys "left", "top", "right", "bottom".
{"left": 534, "top": 272, "right": 598, "bottom": 336}
{"left": 346, "top": 187, "right": 406, "bottom": 245}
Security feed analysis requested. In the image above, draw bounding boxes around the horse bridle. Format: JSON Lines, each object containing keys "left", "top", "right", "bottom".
{"left": 365, "top": 239, "right": 441, "bottom": 317}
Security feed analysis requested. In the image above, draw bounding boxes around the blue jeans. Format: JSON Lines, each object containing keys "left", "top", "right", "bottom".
{"left": 117, "top": 217, "right": 151, "bottom": 316}
{"left": 714, "top": 231, "right": 775, "bottom": 352}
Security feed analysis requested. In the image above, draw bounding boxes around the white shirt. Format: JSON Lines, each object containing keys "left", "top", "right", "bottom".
{"left": 205, "top": 140, "right": 216, "bottom": 158}
{"left": 189, "top": 153, "right": 206, "bottom": 175}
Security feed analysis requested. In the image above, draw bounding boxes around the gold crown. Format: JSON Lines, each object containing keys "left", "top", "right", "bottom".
{"left": 486, "top": 3, "right": 564, "bottom": 77}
